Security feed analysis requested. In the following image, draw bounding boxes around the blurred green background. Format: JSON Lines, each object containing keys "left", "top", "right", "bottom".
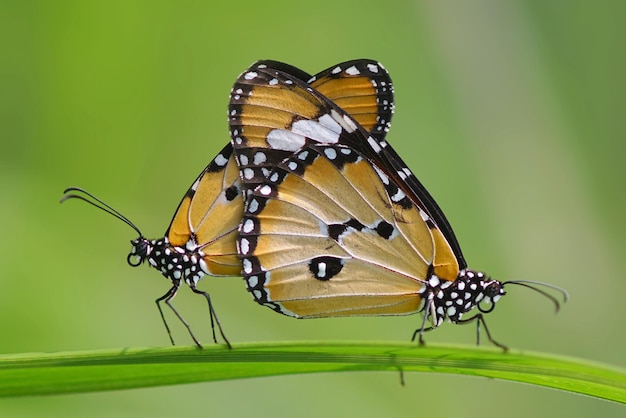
{"left": 2, "top": 0, "right": 625, "bottom": 416}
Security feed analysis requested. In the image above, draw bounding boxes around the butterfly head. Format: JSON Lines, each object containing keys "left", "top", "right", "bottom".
{"left": 127, "top": 237, "right": 152, "bottom": 267}
{"left": 474, "top": 274, "right": 506, "bottom": 314}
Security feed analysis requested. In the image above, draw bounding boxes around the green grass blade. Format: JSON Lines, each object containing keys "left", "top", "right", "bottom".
{"left": 0, "top": 342, "right": 623, "bottom": 403}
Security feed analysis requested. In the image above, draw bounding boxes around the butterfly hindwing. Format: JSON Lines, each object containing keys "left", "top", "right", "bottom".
{"left": 239, "top": 145, "right": 434, "bottom": 317}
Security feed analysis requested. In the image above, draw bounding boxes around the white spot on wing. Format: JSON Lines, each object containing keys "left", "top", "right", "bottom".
{"left": 248, "top": 198, "right": 259, "bottom": 213}
{"left": 292, "top": 120, "right": 339, "bottom": 144}
{"left": 373, "top": 165, "right": 390, "bottom": 185}
{"left": 243, "top": 258, "right": 252, "bottom": 274}
{"left": 324, "top": 148, "right": 337, "bottom": 160}
{"left": 247, "top": 275, "right": 258, "bottom": 287}
{"left": 253, "top": 152, "right": 267, "bottom": 165}
{"left": 243, "top": 168, "right": 254, "bottom": 180}
{"left": 267, "top": 129, "right": 306, "bottom": 151}
{"left": 345, "top": 65, "right": 359, "bottom": 75}
{"left": 318, "top": 113, "right": 342, "bottom": 135}
{"left": 317, "top": 262, "right": 327, "bottom": 278}
{"left": 328, "top": 109, "right": 356, "bottom": 133}
{"left": 239, "top": 238, "right": 250, "bottom": 254}
{"left": 342, "top": 115, "right": 358, "bottom": 133}
{"left": 242, "top": 219, "right": 254, "bottom": 233}
{"left": 214, "top": 153, "right": 228, "bottom": 167}
{"left": 367, "top": 63, "right": 379, "bottom": 73}
{"left": 367, "top": 136, "right": 382, "bottom": 153}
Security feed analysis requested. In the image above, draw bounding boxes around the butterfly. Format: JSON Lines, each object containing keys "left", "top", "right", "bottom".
{"left": 229, "top": 60, "right": 568, "bottom": 350}
{"left": 60, "top": 59, "right": 397, "bottom": 348}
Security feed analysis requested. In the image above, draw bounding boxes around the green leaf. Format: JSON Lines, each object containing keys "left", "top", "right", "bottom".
{"left": 0, "top": 342, "right": 624, "bottom": 403}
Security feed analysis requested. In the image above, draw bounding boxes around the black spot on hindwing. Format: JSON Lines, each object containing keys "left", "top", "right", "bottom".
{"left": 309, "top": 256, "right": 344, "bottom": 281}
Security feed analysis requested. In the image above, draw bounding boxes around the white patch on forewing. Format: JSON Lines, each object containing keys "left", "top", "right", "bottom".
{"left": 329, "top": 109, "right": 357, "bottom": 133}
{"left": 291, "top": 119, "right": 339, "bottom": 144}
{"left": 267, "top": 129, "right": 306, "bottom": 151}
{"left": 318, "top": 113, "right": 342, "bottom": 135}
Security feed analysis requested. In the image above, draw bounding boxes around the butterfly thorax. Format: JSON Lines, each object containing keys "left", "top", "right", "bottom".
{"left": 420, "top": 269, "right": 505, "bottom": 327}
{"left": 128, "top": 236, "right": 208, "bottom": 286}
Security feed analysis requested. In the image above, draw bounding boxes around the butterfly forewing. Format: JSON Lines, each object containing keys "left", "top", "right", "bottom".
{"left": 254, "top": 59, "right": 394, "bottom": 143}
{"left": 167, "top": 61, "right": 398, "bottom": 277}
{"left": 230, "top": 60, "right": 395, "bottom": 192}
{"left": 165, "top": 145, "right": 242, "bottom": 276}
{"left": 229, "top": 60, "right": 464, "bottom": 317}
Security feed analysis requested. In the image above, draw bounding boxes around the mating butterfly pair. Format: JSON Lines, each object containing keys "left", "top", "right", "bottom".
{"left": 62, "top": 59, "right": 566, "bottom": 350}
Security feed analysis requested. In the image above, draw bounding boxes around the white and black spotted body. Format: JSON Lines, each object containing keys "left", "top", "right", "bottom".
{"left": 420, "top": 270, "right": 505, "bottom": 327}
{"left": 127, "top": 236, "right": 210, "bottom": 287}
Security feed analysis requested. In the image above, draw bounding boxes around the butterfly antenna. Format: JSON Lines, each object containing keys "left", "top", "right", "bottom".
{"left": 502, "top": 280, "right": 569, "bottom": 313}
{"left": 61, "top": 187, "right": 143, "bottom": 237}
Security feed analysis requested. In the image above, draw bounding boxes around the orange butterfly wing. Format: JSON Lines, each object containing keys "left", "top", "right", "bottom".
{"left": 230, "top": 62, "right": 460, "bottom": 317}
{"left": 166, "top": 60, "right": 399, "bottom": 278}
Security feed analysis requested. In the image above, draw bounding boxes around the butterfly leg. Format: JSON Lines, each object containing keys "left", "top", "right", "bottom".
{"left": 456, "top": 313, "right": 508, "bottom": 351}
{"left": 190, "top": 284, "right": 232, "bottom": 350}
{"left": 411, "top": 294, "right": 436, "bottom": 345}
{"left": 155, "top": 280, "right": 203, "bottom": 349}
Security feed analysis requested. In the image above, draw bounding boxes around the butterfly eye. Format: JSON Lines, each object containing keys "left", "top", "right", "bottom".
{"left": 127, "top": 238, "right": 149, "bottom": 267}
{"left": 485, "top": 280, "right": 505, "bottom": 299}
